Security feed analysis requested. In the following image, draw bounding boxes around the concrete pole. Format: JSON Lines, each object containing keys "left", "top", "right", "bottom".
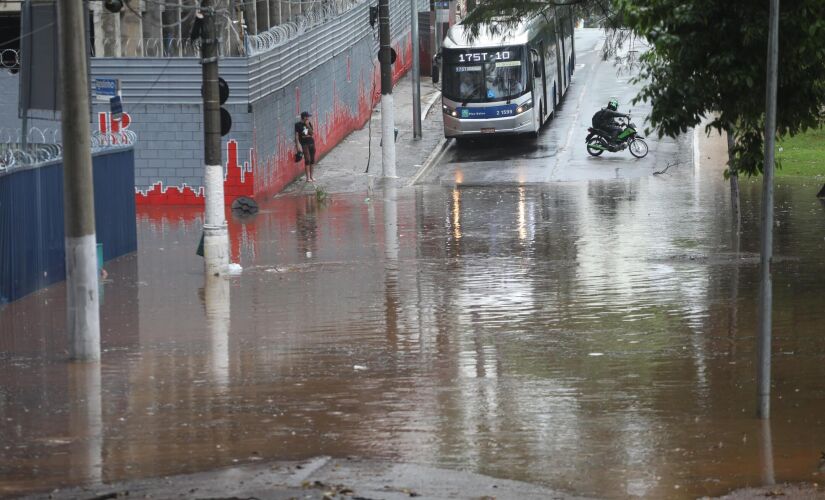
{"left": 269, "top": 0, "right": 281, "bottom": 25}
{"left": 757, "top": 0, "right": 779, "bottom": 420}
{"left": 58, "top": 0, "right": 100, "bottom": 361}
{"left": 411, "top": 0, "right": 422, "bottom": 139}
{"left": 93, "top": 1, "right": 121, "bottom": 57}
{"left": 200, "top": 3, "right": 231, "bottom": 276}
{"left": 143, "top": 0, "right": 163, "bottom": 56}
{"left": 256, "top": 0, "right": 270, "bottom": 32}
{"left": 243, "top": 0, "right": 258, "bottom": 35}
{"left": 121, "top": 0, "right": 144, "bottom": 57}
{"left": 379, "top": 0, "right": 397, "bottom": 178}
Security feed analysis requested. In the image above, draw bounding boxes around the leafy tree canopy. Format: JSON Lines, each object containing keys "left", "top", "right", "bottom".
{"left": 619, "top": 0, "right": 825, "bottom": 176}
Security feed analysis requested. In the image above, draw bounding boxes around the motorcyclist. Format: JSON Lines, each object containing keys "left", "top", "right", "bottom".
{"left": 591, "top": 98, "right": 629, "bottom": 146}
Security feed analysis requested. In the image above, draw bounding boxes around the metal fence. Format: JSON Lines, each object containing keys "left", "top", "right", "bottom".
{"left": 246, "top": 0, "right": 364, "bottom": 56}
{"left": 0, "top": 126, "right": 137, "bottom": 173}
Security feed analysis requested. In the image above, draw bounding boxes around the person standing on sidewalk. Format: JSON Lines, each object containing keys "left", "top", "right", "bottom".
{"left": 295, "top": 111, "right": 316, "bottom": 182}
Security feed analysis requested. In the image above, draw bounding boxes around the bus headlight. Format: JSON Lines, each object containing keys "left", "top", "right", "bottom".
{"left": 442, "top": 104, "right": 459, "bottom": 117}
{"left": 516, "top": 99, "right": 533, "bottom": 114}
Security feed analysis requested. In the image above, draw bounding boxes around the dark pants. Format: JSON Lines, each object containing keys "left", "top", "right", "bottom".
{"left": 301, "top": 142, "right": 316, "bottom": 166}
{"left": 605, "top": 125, "right": 622, "bottom": 143}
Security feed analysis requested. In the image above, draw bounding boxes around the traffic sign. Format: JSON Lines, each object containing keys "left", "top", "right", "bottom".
{"left": 95, "top": 78, "right": 119, "bottom": 101}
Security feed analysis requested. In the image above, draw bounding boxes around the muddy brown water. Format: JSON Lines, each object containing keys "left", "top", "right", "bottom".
{"left": 2, "top": 169, "right": 824, "bottom": 498}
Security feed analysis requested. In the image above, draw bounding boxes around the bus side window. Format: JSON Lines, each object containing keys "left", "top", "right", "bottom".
{"left": 531, "top": 50, "right": 541, "bottom": 77}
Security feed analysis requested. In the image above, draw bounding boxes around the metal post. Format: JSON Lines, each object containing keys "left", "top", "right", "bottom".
{"left": 58, "top": 0, "right": 100, "bottom": 361}
{"left": 200, "top": 3, "right": 230, "bottom": 275}
{"left": 379, "top": 0, "right": 397, "bottom": 177}
{"left": 411, "top": 0, "right": 422, "bottom": 139}
{"left": 757, "top": 0, "right": 779, "bottom": 420}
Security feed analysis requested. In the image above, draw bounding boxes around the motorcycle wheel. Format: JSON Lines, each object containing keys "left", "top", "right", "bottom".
{"left": 629, "top": 138, "right": 649, "bottom": 158}
{"left": 586, "top": 138, "right": 606, "bottom": 156}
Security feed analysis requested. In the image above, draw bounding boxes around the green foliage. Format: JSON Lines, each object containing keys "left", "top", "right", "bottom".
{"left": 462, "top": 0, "right": 619, "bottom": 39}
{"left": 776, "top": 127, "right": 825, "bottom": 178}
{"left": 619, "top": 0, "right": 825, "bottom": 176}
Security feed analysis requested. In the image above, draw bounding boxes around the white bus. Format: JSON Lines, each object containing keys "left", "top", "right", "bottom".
{"left": 434, "top": 7, "right": 575, "bottom": 142}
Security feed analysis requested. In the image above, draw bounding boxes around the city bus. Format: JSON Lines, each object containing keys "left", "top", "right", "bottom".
{"left": 434, "top": 7, "right": 575, "bottom": 142}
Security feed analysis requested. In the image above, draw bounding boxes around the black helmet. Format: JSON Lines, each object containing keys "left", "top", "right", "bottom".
{"left": 607, "top": 98, "right": 618, "bottom": 111}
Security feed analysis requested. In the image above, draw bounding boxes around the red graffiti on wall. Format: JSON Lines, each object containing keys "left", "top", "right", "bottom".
{"left": 135, "top": 139, "right": 254, "bottom": 206}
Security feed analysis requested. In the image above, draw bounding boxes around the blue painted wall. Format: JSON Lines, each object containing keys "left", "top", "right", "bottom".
{"left": 0, "top": 148, "right": 137, "bottom": 304}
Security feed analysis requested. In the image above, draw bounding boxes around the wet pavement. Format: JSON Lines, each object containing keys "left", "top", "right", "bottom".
{"left": 424, "top": 30, "right": 682, "bottom": 185}
{"left": 3, "top": 147, "right": 825, "bottom": 498}
{"left": 3, "top": 31, "right": 825, "bottom": 500}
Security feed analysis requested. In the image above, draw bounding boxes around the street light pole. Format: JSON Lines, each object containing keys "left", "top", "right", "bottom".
{"left": 379, "top": 0, "right": 397, "bottom": 178}
{"left": 200, "top": 1, "right": 230, "bottom": 276}
{"left": 757, "top": 0, "right": 779, "bottom": 420}
{"left": 58, "top": 0, "right": 100, "bottom": 361}
{"left": 411, "top": 0, "right": 422, "bottom": 139}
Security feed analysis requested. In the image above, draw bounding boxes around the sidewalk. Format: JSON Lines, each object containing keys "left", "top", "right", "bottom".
{"left": 281, "top": 73, "right": 446, "bottom": 196}
{"left": 39, "top": 456, "right": 587, "bottom": 500}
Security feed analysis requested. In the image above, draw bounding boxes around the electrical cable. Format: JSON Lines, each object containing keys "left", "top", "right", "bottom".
{"left": 364, "top": 19, "right": 379, "bottom": 174}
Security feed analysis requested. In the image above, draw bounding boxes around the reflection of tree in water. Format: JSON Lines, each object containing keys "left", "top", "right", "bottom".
{"left": 296, "top": 195, "right": 319, "bottom": 257}
{"left": 586, "top": 181, "right": 638, "bottom": 218}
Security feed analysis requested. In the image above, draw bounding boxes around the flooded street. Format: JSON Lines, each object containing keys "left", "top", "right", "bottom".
{"left": 2, "top": 150, "right": 825, "bottom": 498}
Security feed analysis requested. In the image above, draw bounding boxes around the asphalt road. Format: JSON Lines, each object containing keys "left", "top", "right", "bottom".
{"left": 420, "top": 29, "right": 687, "bottom": 185}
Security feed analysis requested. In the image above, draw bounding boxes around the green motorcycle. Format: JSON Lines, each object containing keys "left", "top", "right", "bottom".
{"left": 585, "top": 116, "right": 649, "bottom": 158}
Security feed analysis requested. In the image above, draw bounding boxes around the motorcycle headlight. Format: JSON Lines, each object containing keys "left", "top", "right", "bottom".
{"left": 516, "top": 98, "right": 533, "bottom": 114}
{"left": 442, "top": 104, "right": 459, "bottom": 117}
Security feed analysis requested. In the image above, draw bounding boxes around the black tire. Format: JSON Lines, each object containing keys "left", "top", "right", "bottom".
{"left": 586, "top": 137, "right": 606, "bottom": 156}
{"left": 629, "top": 138, "right": 649, "bottom": 158}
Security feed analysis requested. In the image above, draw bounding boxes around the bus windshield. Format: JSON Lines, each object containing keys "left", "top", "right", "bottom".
{"left": 442, "top": 46, "right": 528, "bottom": 103}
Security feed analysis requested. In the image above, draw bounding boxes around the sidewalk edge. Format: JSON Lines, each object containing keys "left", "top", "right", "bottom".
{"left": 409, "top": 136, "right": 450, "bottom": 186}
{"left": 408, "top": 89, "right": 446, "bottom": 186}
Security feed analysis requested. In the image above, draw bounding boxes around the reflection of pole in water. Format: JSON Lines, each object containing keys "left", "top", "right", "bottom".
{"left": 68, "top": 362, "right": 103, "bottom": 483}
{"left": 204, "top": 275, "right": 230, "bottom": 388}
{"left": 383, "top": 182, "right": 399, "bottom": 261}
{"left": 760, "top": 418, "right": 775, "bottom": 485}
{"left": 383, "top": 182, "right": 399, "bottom": 344}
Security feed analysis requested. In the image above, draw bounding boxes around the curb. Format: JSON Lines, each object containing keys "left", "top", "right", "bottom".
{"left": 422, "top": 86, "right": 442, "bottom": 119}
{"left": 409, "top": 135, "right": 450, "bottom": 186}
{"left": 408, "top": 86, "right": 446, "bottom": 186}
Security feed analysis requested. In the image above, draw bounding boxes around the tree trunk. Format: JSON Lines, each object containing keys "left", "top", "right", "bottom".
{"left": 727, "top": 130, "right": 741, "bottom": 230}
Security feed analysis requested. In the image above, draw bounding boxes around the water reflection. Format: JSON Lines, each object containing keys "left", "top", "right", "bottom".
{"left": 68, "top": 363, "right": 102, "bottom": 484}
{"left": 1, "top": 170, "right": 824, "bottom": 498}
{"left": 202, "top": 275, "right": 230, "bottom": 388}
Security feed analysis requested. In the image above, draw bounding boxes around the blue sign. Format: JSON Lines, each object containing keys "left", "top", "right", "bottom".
{"left": 457, "top": 104, "right": 517, "bottom": 119}
{"left": 95, "top": 78, "right": 118, "bottom": 100}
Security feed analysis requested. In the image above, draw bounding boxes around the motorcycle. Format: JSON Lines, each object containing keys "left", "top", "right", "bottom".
{"left": 585, "top": 116, "right": 649, "bottom": 158}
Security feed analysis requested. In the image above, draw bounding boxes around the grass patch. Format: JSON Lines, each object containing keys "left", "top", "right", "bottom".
{"left": 777, "top": 127, "right": 825, "bottom": 178}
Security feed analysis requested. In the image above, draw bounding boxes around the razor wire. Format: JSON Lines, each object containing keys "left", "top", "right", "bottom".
{"left": 93, "top": 36, "right": 222, "bottom": 58}
{"left": 246, "top": 0, "right": 364, "bottom": 56}
{"left": 0, "top": 127, "right": 136, "bottom": 173}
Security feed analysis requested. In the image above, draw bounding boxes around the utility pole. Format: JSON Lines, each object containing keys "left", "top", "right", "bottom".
{"left": 200, "top": 2, "right": 230, "bottom": 275}
{"left": 58, "top": 0, "right": 100, "bottom": 361}
{"left": 379, "top": 0, "right": 397, "bottom": 178}
{"left": 757, "top": 0, "right": 779, "bottom": 420}
{"left": 411, "top": 0, "right": 422, "bottom": 139}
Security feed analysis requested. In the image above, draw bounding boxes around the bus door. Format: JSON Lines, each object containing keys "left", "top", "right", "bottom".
{"left": 530, "top": 49, "right": 543, "bottom": 117}
{"left": 538, "top": 41, "right": 548, "bottom": 120}
{"left": 554, "top": 22, "right": 564, "bottom": 100}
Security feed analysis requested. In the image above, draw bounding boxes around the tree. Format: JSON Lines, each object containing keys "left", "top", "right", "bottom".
{"left": 619, "top": 0, "right": 825, "bottom": 176}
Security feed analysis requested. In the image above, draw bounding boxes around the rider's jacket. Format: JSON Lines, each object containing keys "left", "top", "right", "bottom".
{"left": 591, "top": 108, "right": 627, "bottom": 130}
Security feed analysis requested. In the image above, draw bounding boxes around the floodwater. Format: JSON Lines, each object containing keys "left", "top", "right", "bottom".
{"left": 2, "top": 162, "right": 825, "bottom": 499}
